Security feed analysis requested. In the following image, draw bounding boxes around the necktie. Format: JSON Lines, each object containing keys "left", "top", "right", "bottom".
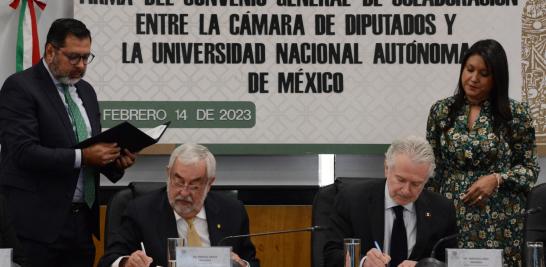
{"left": 390, "top": 205, "right": 408, "bottom": 267}
{"left": 186, "top": 218, "right": 202, "bottom": 247}
{"left": 62, "top": 84, "right": 95, "bottom": 208}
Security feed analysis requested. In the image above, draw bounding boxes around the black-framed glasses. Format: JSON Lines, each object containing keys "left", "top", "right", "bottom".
{"left": 169, "top": 177, "right": 206, "bottom": 193}
{"left": 52, "top": 44, "right": 95, "bottom": 65}
{"left": 60, "top": 50, "right": 95, "bottom": 65}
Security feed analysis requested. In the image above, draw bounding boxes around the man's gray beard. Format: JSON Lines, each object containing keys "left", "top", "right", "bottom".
{"left": 49, "top": 56, "right": 85, "bottom": 85}
{"left": 57, "top": 76, "right": 81, "bottom": 86}
{"left": 170, "top": 193, "right": 208, "bottom": 218}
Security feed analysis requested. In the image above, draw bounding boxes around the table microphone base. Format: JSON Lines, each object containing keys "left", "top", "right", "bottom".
{"left": 415, "top": 258, "right": 446, "bottom": 267}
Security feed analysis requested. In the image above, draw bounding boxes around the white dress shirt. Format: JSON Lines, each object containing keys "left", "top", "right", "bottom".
{"left": 43, "top": 59, "right": 91, "bottom": 203}
{"left": 112, "top": 207, "right": 250, "bottom": 267}
{"left": 360, "top": 184, "right": 418, "bottom": 267}
{"left": 174, "top": 208, "right": 211, "bottom": 247}
{"left": 383, "top": 184, "right": 417, "bottom": 258}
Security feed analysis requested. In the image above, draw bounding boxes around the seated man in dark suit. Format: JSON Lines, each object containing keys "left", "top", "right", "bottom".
{"left": 99, "top": 143, "right": 259, "bottom": 267}
{"left": 324, "top": 136, "right": 457, "bottom": 267}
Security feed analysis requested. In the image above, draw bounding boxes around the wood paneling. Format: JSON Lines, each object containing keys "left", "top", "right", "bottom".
{"left": 246, "top": 205, "right": 312, "bottom": 267}
{"left": 94, "top": 205, "right": 313, "bottom": 267}
{"left": 538, "top": 143, "right": 546, "bottom": 156}
{"left": 140, "top": 144, "right": 177, "bottom": 155}
{"left": 94, "top": 206, "right": 106, "bottom": 267}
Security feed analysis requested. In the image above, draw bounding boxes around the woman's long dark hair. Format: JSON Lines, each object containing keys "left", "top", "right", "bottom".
{"left": 444, "top": 39, "right": 512, "bottom": 136}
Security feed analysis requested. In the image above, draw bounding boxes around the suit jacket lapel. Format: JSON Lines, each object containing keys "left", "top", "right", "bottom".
{"left": 157, "top": 193, "right": 179, "bottom": 255}
{"left": 369, "top": 182, "right": 386, "bottom": 248}
{"left": 35, "top": 61, "right": 77, "bottom": 144}
{"left": 204, "top": 195, "right": 223, "bottom": 246}
{"left": 410, "top": 194, "right": 432, "bottom": 259}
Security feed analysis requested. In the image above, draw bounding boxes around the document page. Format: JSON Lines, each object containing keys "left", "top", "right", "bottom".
{"left": 143, "top": 124, "right": 168, "bottom": 140}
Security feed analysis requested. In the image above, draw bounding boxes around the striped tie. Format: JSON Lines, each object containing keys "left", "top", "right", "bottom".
{"left": 62, "top": 84, "right": 95, "bottom": 208}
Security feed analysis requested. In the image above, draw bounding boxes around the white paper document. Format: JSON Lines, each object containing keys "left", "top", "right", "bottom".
{"left": 143, "top": 124, "right": 168, "bottom": 140}
{"left": 0, "top": 248, "right": 12, "bottom": 267}
{"left": 176, "top": 247, "right": 231, "bottom": 267}
{"left": 447, "top": 248, "right": 503, "bottom": 267}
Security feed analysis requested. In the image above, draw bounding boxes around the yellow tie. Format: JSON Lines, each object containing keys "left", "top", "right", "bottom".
{"left": 185, "top": 218, "right": 202, "bottom": 247}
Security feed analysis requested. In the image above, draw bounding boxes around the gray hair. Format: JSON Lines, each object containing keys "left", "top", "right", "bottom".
{"left": 385, "top": 136, "right": 436, "bottom": 177}
{"left": 167, "top": 143, "right": 216, "bottom": 179}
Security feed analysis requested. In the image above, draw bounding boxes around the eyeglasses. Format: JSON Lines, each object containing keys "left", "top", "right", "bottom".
{"left": 52, "top": 45, "right": 95, "bottom": 65}
{"left": 170, "top": 178, "right": 206, "bottom": 193}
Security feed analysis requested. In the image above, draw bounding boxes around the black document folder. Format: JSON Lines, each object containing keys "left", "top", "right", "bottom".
{"left": 75, "top": 121, "right": 171, "bottom": 152}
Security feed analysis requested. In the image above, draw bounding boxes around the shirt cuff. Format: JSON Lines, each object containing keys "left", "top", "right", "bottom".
{"left": 111, "top": 256, "right": 128, "bottom": 267}
{"left": 75, "top": 149, "right": 82, "bottom": 168}
{"left": 242, "top": 259, "right": 250, "bottom": 267}
{"left": 360, "top": 256, "right": 367, "bottom": 267}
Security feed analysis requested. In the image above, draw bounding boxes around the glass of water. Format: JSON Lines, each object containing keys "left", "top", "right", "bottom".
{"left": 167, "top": 238, "right": 186, "bottom": 267}
{"left": 526, "top": 241, "right": 545, "bottom": 267}
{"left": 344, "top": 238, "right": 361, "bottom": 267}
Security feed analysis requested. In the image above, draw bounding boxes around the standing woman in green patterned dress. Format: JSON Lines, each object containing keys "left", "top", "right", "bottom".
{"left": 426, "top": 39, "right": 540, "bottom": 266}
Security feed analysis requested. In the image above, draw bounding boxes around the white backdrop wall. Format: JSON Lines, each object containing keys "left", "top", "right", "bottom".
{"left": 0, "top": 0, "right": 73, "bottom": 84}
{"left": 73, "top": 0, "right": 524, "bottom": 147}
{"left": 0, "top": 1, "right": 543, "bottom": 186}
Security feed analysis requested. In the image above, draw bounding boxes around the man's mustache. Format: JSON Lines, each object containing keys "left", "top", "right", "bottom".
{"left": 175, "top": 196, "right": 193, "bottom": 203}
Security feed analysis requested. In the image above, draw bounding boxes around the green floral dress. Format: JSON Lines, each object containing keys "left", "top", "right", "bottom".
{"left": 426, "top": 96, "right": 539, "bottom": 266}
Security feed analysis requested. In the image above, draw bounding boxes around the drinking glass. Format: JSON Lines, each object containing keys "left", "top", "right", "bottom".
{"left": 344, "top": 238, "right": 361, "bottom": 267}
{"left": 167, "top": 238, "right": 186, "bottom": 267}
{"left": 526, "top": 241, "right": 545, "bottom": 267}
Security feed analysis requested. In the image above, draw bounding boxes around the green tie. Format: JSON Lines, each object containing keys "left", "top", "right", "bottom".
{"left": 62, "top": 84, "right": 95, "bottom": 208}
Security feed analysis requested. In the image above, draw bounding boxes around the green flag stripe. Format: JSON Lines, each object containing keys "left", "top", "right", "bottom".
{"left": 15, "top": 0, "right": 28, "bottom": 72}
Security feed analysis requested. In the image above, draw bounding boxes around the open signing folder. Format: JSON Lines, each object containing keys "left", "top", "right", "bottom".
{"left": 75, "top": 121, "right": 170, "bottom": 152}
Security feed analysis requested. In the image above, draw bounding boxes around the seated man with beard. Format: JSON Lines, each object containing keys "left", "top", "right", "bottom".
{"left": 99, "top": 144, "right": 259, "bottom": 267}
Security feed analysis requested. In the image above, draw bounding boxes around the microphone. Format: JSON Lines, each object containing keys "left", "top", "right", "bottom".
{"left": 415, "top": 233, "right": 458, "bottom": 267}
{"left": 218, "top": 225, "right": 330, "bottom": 246}
{"left": 430, "top": 233, "right": 458, "bottom": 259}
{"left": 416, "top": 207, "right": 541, "bottom": 267}
{"left": 526, "top": 206, "right": 542, "bottom": 215}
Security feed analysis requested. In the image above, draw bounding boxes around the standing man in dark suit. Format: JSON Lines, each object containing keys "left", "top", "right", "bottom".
{"left": 324, "top": 136, "right": 457, "bottom": 267}
{"left": 99, "top": 143, "right": 259, "bottom": 267}
{"left": 0, "top": 18, "right": 136, "bottom": 267}
{"left": 0, "top": 195, "right": 26, "bottom": 267}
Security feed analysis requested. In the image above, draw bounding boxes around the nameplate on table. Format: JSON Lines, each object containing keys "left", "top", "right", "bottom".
{"left": 0, "top": 248, "right": 11, "bottom": 266}
{"left": 176, "top": 246, "right": 231, "bottom": 267}
{"left": 447, "top": 248, "right": 503, "bottom": 267}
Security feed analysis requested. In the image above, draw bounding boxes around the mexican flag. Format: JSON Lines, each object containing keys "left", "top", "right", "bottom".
{"left": 9, "top": 0, "right": 46, "bottom": 72}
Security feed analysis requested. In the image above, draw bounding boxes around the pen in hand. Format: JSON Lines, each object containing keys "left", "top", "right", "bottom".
{"left": 141, "top": 241, "right": 147, "bottom": 254}
{"left": 139, "top": 241, "right": 156, "bottom": 267}
{"left": 373, "top": 240, "right": 392, "bottom": 265}
{"left": 374, "top": 241, "right": 382, "bottom": 252}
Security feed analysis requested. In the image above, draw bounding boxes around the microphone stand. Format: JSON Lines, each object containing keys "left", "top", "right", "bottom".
{"left": 416, "top": 206, "right": 542, "bottom": 267}
{"left": 415, "top": 233, "right": 458, "bottom": 267}
{"left": 218, "top": 225, "right": 328, "bottom": 246}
